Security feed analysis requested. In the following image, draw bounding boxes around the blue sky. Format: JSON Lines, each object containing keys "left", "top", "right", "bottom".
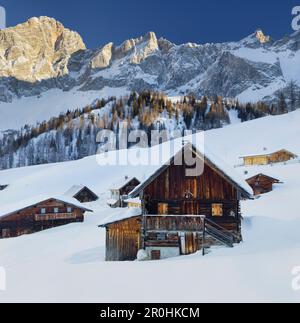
{"left": 1, "top": 0, "right": 299, "bottom": 48}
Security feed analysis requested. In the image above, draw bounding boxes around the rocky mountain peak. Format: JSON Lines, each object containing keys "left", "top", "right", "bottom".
{"left": 158, "top": 37, "right": 174, "bottom": 53}
{"left": 91, "top": 42, "right": 114, "bottom": 69}
{"left": 113, "top": 31, "right": 159, "bottom": 63}
{"left": 255, "top": 29, "right": 270, "bottom": 44}
{"left": 0, "top": 16, "right": 86, "bottom": 82}
{"left": 0, "top": 17, "right": 299, "bottom": 106}
{"left": 238, "top": 29, "right": 272, "bottom": 48}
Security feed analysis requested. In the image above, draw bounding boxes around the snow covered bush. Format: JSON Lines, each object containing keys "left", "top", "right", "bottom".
{"left": 137, "top": 249, "right": 149, "bottom": 261}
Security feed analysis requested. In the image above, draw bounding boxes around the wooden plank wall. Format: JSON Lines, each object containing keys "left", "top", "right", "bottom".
{"left": 106, "top": 217, "right": 142, "bottom": 261}
{"left": 144, "top": 163, "right": 237, "bottom": 202}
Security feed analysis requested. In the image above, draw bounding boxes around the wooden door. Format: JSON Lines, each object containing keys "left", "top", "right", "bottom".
{"left": 180, "top": 233, "right": 199, "bottom": 255}
{"left": 151, "top": 250, "right": 161, "bottom": 260}
{"left": 1, "top": 229, "right": 11, "bottom": 238}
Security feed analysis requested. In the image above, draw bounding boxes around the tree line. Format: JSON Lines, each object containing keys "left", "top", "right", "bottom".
{"left": 0, "top": 86, "right": 299, "bottom": 169}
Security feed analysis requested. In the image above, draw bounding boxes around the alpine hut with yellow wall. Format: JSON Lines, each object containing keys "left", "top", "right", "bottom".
{"left": 241, "top": 149, "right": 297, "bottom": 166}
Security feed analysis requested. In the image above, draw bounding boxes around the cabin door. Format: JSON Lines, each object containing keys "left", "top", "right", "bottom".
{"left": 180, "top": 232, "right": 199, "bottom": 255}
{"left": 1, "top": 229, "right": 11, "bottom": 238}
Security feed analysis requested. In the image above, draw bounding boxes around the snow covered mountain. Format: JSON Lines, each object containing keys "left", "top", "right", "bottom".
{"left": 1, "top": 16, "right": 300, "bottom": 123}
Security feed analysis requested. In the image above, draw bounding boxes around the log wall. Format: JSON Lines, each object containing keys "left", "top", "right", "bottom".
{"left": 0, "top": 199, "right": 85, "bottom": 239}
{"left": 105, "top": 217, "right": 142, "bottom": 261}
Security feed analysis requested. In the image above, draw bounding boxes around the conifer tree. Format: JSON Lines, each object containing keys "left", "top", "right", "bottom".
{"left": 288, "top": 80, "right": 297, "bottom": 111}
{"left": 278, "top": 92, "right": 288, "bottom": 114}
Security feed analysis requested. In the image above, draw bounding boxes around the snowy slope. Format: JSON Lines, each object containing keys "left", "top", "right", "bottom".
{"left": 0, "top": 87, "right": 128, "bottom": 131}
{"left": 0, "top": 111, "right": 300, "bottom": 302}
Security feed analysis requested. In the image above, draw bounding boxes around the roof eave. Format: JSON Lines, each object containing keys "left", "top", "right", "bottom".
{"left": 98, "top": 214, "right": 142, "bottom": 228}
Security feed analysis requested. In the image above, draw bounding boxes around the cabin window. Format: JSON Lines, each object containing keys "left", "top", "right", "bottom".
{"left": 212, "top": 204, "right": 223, "bottom": 217}
{"left": 53, "top": 207, "right": 59, "bottom": 214}
{"left": 158, "top": 203, "right": 168, "bottom": 215}
{"left": 40, "top": 208, "right": 46, "bottom": 214}
{"left": 157, "top": 233, "right": 166, "bottom": 241}
{"left": 67, "top": 207, "right": 72, "bottom": 213}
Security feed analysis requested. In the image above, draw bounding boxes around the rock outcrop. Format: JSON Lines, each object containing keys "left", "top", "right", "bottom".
{"left": 0, "top": 16, "right": 86, "bottom": 82}
{"left": 0, "top": 17, "right": 299, "bottom": 104}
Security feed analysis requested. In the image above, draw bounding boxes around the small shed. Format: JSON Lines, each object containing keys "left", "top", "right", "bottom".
{"left": 241, "top": 149, "right": 298, "bottom": 166}
{"left": 108, "top": 177, "right": 140, "bottom": 208}
{"left": 0, "top": 196, "right": 92, "bottom": 239}
{"left": 99, "top": 208, "right": 142, "bottom": 261}
{"left": 246, "top": 173, "right": 281, "bottom": 196}
{"left": 64, "top": 185, "right": 99, "bottom": 203}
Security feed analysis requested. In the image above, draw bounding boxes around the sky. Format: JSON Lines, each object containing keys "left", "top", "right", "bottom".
{"left": 0, "top": 0, "right": 299, "bottom": 48}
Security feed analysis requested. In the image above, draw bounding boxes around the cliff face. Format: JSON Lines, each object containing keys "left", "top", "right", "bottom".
{"left": 0, "top": 16, "right": 86, "bottom": 82}
{"left": 0, "top": 17, "right": 299, "bottom": 107}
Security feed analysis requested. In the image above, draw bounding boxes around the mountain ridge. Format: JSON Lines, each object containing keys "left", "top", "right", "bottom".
{"left": 0, "top": 17, "right": 299, "bottom": 120}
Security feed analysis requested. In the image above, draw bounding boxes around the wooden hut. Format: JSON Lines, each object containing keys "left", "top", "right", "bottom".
{"left": 108, "top": 177, "right": 140, "bottom": 208}
{"left": 64, "top": 185, "right": 99, "bottom": 203}
{"left": 0, "top": 196, "right": 92, "bottom": 239}
{"left": 246, "top": 173, "right": 281, "bottom": 196}
{"left": 241, "top": 149, "right": 297, "bottom": 166}
{"left": 100, "top": 143, "right": 253, "bottom": 261}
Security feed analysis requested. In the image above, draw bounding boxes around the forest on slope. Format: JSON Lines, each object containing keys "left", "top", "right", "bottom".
{"left": 0, "top": 89, "right": 298, "bottom": 170}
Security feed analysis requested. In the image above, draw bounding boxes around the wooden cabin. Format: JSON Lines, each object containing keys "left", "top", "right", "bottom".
{"left": 64, "top": 185, "right": 99, "bottom": 203}
{"left": 108, "top": 177, "right": 140, "bottom": 208}
{"left": 246, "top": 173, "right": 281, "bottom": 196}
{"left": 100, "top": 143, "right": 253, "bottom": 261}
{"left": 241, "top": 149, "right": 298, "bottom": 166}
{"left": 0, "top": 197, "right": 92, "bottom": 239}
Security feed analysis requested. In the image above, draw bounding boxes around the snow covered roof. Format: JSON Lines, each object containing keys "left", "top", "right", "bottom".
{"left": 110, "top": 176, "right": 140, "bottom": 190}
{"left": 130, "top": 141, "right": 254, "bottom": 199}
{"left": 246, "top": 173, "right": 281, "bottom": 183}
{"left": 0, "top": 195, "right": 93, "bottom": 220}
{"left": 98, "top": 207, "right": 142, "bottom": 227}
{"left": 240, "top": 149, "right": 298, "bottom": 158}
{"left": 64, "top": 185, "right": 86, "bottom": 197}
{"left": 107, "top": 198, "right": 118, "bottom": 206}
{"left": 64, "top": 185, "right": 98, "bottom": 198}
